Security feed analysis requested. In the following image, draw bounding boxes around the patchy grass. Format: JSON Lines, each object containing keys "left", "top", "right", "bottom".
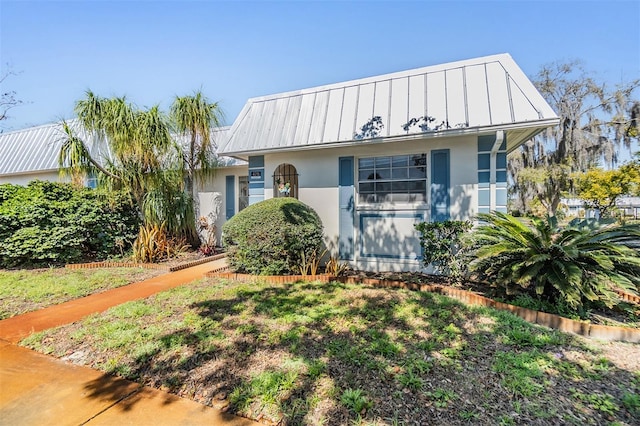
{"left": 21, "top": 278, "right": 640, "bottom": 425}
{"left": 0, "top": 268, "right": 165, "bottom": 319}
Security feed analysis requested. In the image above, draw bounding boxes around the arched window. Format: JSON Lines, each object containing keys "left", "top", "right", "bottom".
{"left": 273, "top": 163, "right": 299, "bottom": 199}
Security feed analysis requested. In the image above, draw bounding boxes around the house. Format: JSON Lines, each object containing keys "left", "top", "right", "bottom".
{"left": 0, "top": 122, "right": 81, "bottom": 186}
{"left": 0, "top": 53, "right": 558, "bottom": 272}
{"left": 0, "top": 121, "right": 244, "bottom": 244}
{"left": 217, "top": 53, "right": 558, "bottom": 271}
{"left": 563, "top": 196, "right": 640, "bottom": 219}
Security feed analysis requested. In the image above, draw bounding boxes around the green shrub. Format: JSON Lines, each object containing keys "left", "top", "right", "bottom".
{"left": 222, "top": 198, "right": 324, "bottom": 275}
{"left": 132, "top": 222, "right": 189, "bottom": 263}
{"left": 415, "top": 220, "right": 472, "bottom": 280}
{"left": 0, "top": 181, "right": 139, "bottom": 267}
{"left": 469, "top": 212, "right": 640, "bottom": 309}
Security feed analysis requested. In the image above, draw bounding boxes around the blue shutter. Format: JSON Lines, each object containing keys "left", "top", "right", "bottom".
{"left": 225, "top": 175, "right": 235, "bottom": 220}
{"left": 338, "top": 156, "right": 355, "bottom": 260}
{"left": 248, "top": 155, "right": 265, "bottom": 205}
{"left": 431, "top": 150, "right": 450, "bottom": 222}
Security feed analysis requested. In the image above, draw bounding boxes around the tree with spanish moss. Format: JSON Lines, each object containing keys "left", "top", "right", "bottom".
{"left": 509, "top": 61, "right": 640, "bottom": 216}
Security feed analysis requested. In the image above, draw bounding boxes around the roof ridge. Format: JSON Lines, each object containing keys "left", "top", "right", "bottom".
{"left": 244, "top": 53, "right": 513, "bottom": 104}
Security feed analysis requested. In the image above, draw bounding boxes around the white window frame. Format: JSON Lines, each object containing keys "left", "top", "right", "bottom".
{"left": 356, "top": 153, "right": 428, "bottom": 208}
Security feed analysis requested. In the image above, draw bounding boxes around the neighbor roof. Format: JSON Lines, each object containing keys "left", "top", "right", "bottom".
{"left": 0, "top": 121, "right": 87, "bottom": 176}
{"left": 219, "top": 53, "right": 558, "bottom": 157}
{"left": 0, "top": 122, "right": 235, "bottom": 176}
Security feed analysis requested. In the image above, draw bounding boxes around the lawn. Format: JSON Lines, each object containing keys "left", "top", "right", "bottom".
{"left": 22, "top": 278, "right": 640, "bottom": 425}
{"left": 0, "top": 267, "right": 166, "bottom": 319}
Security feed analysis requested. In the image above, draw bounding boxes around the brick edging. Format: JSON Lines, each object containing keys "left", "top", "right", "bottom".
{"left": 65, "top": 253, "right": 227, "bottom": 272}
{"left": 615, "top": 289, "right": 640, "bottom": 305}
{"left": 204, "top": 271, "right": 331, "bottom": 282}
{"left": 65, "top": 261, "right": 170, "bottom": 271}
{"left": 206, "top": 271, "right": 640, "bottom": 343}
{"left": 168, "top": 253, "right": 227, "bottom": 272}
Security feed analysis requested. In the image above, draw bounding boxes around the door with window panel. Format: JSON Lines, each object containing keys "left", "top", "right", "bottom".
{"left": 238, "top": 176, "right": 249, "bottom": 212}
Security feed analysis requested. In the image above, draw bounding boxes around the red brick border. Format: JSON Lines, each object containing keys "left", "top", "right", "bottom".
{"left": 205, "top": 271, "right": 332, "bottom": 283}
{"left": 616, "top": 290, "right": 640, "bottom": 305}
{"left": 205, "top": 271, "right": 640, "bottom": 343}
{"left": 65, "top": 253, "right": 227, "bottom": 272}
{"left": 168, "top": 253, "right": 227, "bottom": 272}
{"left": 65, "top": 261, "right": 170, "bottom": 271}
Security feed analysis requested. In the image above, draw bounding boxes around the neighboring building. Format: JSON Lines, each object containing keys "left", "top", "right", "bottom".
{"left": 0, "top": 53, "right": 559, "bottom": 271}
{"left": 563, "top": 197, "right": 640, "bottom": 219}
{"left": 0, "top": 121, "right": 244, "bottom": 243}
{"left": 0, "top": 122, "right": 77, "bottom": 185}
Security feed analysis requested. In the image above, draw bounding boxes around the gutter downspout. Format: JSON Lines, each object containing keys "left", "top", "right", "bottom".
{"left": 490, "top": 130, "right": 504, "bottom": 211}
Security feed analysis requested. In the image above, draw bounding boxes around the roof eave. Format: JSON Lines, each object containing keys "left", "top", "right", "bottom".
{"left": 219, "top": 118, "right": 559, "bottom": 159}
{"left": 0, "top": 168, "right": 60, "bottom": 177}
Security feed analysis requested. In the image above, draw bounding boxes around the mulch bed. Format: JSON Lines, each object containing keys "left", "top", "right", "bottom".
{"left": 343, "top": 270, "right": 640, "bottom": 330}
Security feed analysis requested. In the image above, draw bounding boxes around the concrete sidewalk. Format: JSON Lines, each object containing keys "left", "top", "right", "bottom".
{"left": 0, "top": 259, "right": 258, "bottom": 426}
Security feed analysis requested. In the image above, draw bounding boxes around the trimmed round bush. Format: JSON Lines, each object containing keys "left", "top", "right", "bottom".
{"left": 222, "top": 197, "right": 324, "bottom": 275}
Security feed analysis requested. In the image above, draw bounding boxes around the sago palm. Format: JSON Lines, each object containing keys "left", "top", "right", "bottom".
{"left": 469, "top": 212, "right": 640, "bottom": 309}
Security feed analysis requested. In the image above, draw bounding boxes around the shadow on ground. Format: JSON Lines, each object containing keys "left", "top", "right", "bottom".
{"left": 24, "top": 279, "right": 640, "bottom": 425}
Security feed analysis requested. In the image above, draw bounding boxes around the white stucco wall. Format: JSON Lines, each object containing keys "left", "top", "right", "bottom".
{"left": 259, "top": 133, "right": 478, "bottom": 272}
{"left": 0, "top": 171, "right": 64, "bottom": 186}
{"left": 2, "top": 136, "right": 478, "bottom": 272}
{"left": 197, "top": 165, "right": 248, "bottom": 243}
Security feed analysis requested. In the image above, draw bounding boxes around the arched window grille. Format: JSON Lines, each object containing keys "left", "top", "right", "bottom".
{"left": 273, "top": 163, "right": 299, "bottom": 199}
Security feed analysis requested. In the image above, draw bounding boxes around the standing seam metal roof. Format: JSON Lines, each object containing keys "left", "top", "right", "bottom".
{"left": 219, "top": 53, "right": 558, "bottom": 156}
{"left": 0, "top": 121, "right": 89, "bottom": 176}
{"left": 0, "top": 122, "right": 235, "bottom": 176}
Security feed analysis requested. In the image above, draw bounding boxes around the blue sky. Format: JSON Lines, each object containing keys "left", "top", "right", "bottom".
{"left": 1, "top": 0, "right": 638, "bottom": 131}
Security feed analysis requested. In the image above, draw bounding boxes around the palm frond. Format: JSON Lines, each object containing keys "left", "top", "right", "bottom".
{"left": 469, "top": 211, "right": 640, "bottom": 309}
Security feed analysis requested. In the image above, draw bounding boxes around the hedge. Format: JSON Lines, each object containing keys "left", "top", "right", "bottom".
{"left": 0, "top": 181, "right": 139, "bottom": 267}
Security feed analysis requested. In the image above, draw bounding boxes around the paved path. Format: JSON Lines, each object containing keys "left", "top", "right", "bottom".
{"left": 0, "top": 259, "right": 258, "bottom": 426}
{"left": 0, "top": 260, "right": 223, "bottom": 344}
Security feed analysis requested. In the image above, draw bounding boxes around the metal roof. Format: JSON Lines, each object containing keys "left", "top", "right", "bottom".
{"left": 0, "top": 121, "right": 86, "bottom": 176}
{"left": 0, "top": 122, "right": 235, "bottom": 176}
{"left": 219, "top": 53, "right": 558, "bottom": 156}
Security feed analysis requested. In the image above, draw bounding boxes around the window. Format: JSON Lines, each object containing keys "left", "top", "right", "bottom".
{"left": 86, "top": 172, "right": 98, "bottom": 189}
{"left": 358, "top": 154, "right": 427, "bottom": 203}
{"left": 238, "top": 176, "right": 249, "bottom": 211}
{"left": 273, "top": 163, "right": 299, "bottom": 199}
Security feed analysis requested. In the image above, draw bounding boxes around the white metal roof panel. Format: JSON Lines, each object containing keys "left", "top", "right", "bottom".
{"left": 324, "top": 89, "right": 344, "bottom": 143}
{"left": 219, "top": 53, "right": 559, "bottom": 156}
{"left": 0, "top": 121, "right": 83, "bottom": 176}
{"left": 309, "top": 90, "right": 329, "bottom": 145}
{"left": 0, "top": 122, "right": 233, "bottom": 176}
{"left": 407, "top": 75, "right": 425, "bottom": 134}
{"left": 426, "top": 71, "right": 447, "bottom": 128}
{"left": 372, "top": 81, "right": 390, "bottom": 137}
{"left": 339, "top": 86, "right": 359, "bottom": 141}
{"left": 389, "top": 77, "right": 409, "bottom": 136}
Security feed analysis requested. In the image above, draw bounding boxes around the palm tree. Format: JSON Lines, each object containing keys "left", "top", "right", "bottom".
{"left": 468, "top": 212, "right": 640, "bottom": 309}
{"left": 58, "top": 120, "right": 116, "bottom": 187}
{"left": 170, "top": 90, "right": 224, "bottom": 203}
{"left": 59, "top": 91, "right": 190, "bottom": 241}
